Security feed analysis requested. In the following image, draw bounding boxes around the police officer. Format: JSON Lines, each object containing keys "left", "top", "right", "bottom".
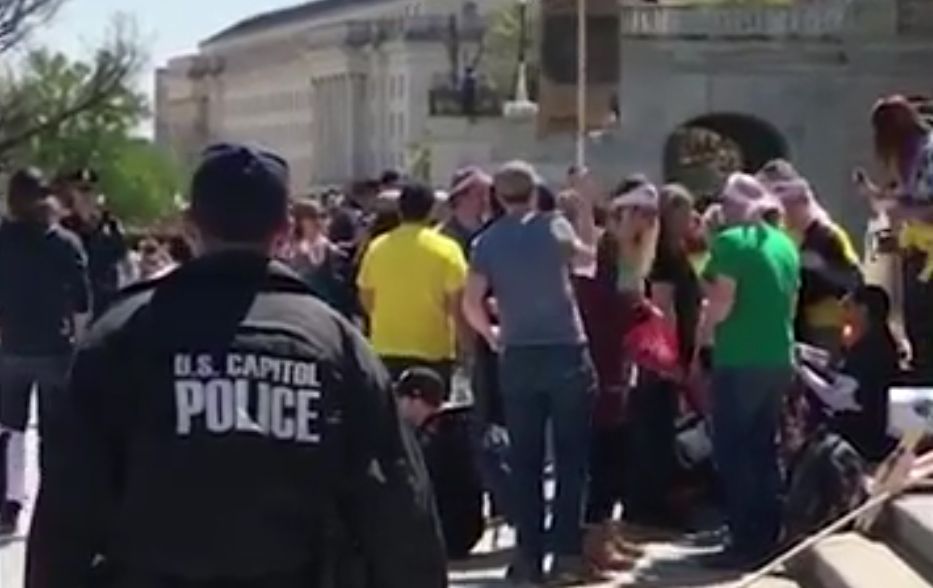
{"left": 27, "top": 144, "right": 448, "bottom": 588}
{"left": 58, "top": 168, "right": 129, "bottom": 316}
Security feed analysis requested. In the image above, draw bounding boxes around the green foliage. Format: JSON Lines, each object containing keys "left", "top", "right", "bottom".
{"left": 11, "top": 49, "right": 147, "bottom": 170}
{"left": 98, "top": 139, "right": 185, "bottom": 225}
{"left": 5, "top": 47, "right": 181, "bottom": 224}
{"left": 479, "top": 3, "right": 540, "bottom": 100}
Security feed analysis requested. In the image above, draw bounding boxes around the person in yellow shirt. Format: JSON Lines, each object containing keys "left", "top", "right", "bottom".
{"left": 358, "top": 182, "right": 468, "bottom": 390}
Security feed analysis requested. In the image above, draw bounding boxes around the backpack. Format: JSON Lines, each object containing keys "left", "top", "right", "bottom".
{"left": 784, "top": 428, "right": 868, "bottom": 542}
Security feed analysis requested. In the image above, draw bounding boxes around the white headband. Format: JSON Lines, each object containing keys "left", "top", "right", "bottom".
{"left": 615, "top": 183, "right": 659, "bottom": 210}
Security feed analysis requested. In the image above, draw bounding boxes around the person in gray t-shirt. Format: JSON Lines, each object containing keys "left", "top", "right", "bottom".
{"left": 470, "top": 211, "right": 586, "bottom": 346}
{"left": 462, "top": 161, "right": 600, "bottom": 584}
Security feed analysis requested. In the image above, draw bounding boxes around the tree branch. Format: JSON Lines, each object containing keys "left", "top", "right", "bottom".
{"left": 0, "top": 0, "right": 63, "bottom": 54}
{"left": 0, "top": 16, "right": 143, "bottom": 157}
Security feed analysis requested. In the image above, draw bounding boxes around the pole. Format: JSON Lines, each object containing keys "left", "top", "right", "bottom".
{"left": 576, "top": 0, "right": 587, "bottom": 169}
{"left": 518, "top": 0, "right": 527, "bottom": 67}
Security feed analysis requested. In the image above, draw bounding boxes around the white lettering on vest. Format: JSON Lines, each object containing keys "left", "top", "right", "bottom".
{"left": 175, "top": 380, "right": 204, "bottom": 434}
{"left": 172, "top": 353, "right": 323, "bottom": 444}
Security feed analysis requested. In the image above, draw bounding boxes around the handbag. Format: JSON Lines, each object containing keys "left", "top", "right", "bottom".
{"left": 622, "top": 304, "right": 680, "bottom": 380}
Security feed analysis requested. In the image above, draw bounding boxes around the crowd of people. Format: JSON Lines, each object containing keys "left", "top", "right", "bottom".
{"left": 0, "top": 94, "right": 930, "bottom": 588}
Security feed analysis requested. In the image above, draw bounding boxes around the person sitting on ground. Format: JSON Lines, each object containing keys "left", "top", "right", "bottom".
{"left": 834, "top": 285, "right": 901, "bottom": 461}
{"left": 396, "top": 367, "right": 484, "bottom": 560}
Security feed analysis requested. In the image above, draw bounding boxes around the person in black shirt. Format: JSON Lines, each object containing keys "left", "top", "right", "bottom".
{"left": 57, "top": 168, "right": 129, "bottom": 316}
{"left": 26, "top": 144, "right": 447, "bottom": 588}
{"left": 650, "top": 184, "right": 703, "bottom": 373}
{"left": 0, "top": 168, "right": 91, "bottom": 537}
{"left": 834, "top": 285, "right": 900, "bottom": 461}
{"left": 397, "top": 368, "right": 484, "bottom": 560}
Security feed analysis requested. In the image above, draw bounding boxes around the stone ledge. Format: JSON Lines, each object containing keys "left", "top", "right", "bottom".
{"left": 803, "top": 533, "right": 932, "bottom": 588}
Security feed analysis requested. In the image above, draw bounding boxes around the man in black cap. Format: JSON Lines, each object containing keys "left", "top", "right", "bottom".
{"left": 0, "top": 168, "right": 90, "bottom": 537}
{"left": 26, "top": 144, "right": 447, "bottom": 588}
{"left": 58, "top": 167, "right": 128, "bottom": 316}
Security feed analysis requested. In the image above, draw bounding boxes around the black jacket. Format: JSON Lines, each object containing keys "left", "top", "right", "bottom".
{"left": 62, "top": 213, "right": 127, "bottom": 316}
{"left": 26, "top": 251, "right": 447, "bottom": 588}
{"left": 0, "top": 220, "right": 90, "bottom": 355}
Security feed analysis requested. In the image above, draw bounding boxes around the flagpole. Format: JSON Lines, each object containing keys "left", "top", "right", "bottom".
{"left": 576, "top": 0, "right": 587, "bottom": 169}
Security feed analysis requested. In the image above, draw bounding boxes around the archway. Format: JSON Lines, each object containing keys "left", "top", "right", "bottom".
{"left": 663, "top": 113, "right": 789, "bottom": 203}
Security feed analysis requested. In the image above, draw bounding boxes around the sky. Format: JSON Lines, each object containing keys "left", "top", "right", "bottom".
{"left": 35, "top": 0, "right": 302, "bottom": 111}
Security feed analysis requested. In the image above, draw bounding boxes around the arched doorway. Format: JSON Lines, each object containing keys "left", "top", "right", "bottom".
{"left": 663, "top": 113, "right": 788, "bottom": 203}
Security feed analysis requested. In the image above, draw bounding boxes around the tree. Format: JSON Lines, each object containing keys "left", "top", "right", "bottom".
{"left": 0, "top": 0, "right": 62, "bottom": 53}
{"left": 0, "top": 10, "right": 142, "bottom": 157}
{"left": 477, "top": 3, "right": 540, "bottom": 101}
{"left": 100, "top": 139, "right": 185, "bottom": 225}
{"left": 6, "top": 42, "right": 183, "bottom": 224}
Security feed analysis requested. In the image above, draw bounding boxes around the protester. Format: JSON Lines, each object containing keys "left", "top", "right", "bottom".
{"left": 166, "top": 233, "right": 195, "bottom": 266}
{"left": 440, "top": 167, "right": 491, "bottom": 255}
{"left": 465, "top": 189, "right": 513, "bottom": 532}
{"left": 833, "top": 285, "right": 901, "bottom": 461}
{"left": 865, "top": 95, "right": 933, "bottom": 380}
{"left": 358, "top": 183, "right": 468, "bottom": 388}
{"left": 463, "top": 161, "right": 598, "bottom": 584}
{"left": 57, "top": 168, "right": 128, "bottom": 316}
{"left": 285, "top": 198, "right": 357, "bottom": 320}
{"left": 759, "top": 161, "right": 862, "bottom": 353}
{"left": 136, "top": 237, "right": 176, "bottom": 281}
{"left": 574, "top": 180, "right": 660, "bottom": 571}
{"left": 652, "top": 183, "right": 703, "bottom": 373}
{"left": 0, "top": 168, "right": 91, "bottom": 537}
{"left": 396, "top": 367, "right": 484, "bottom": 560}
{"left": 700, "top": 173, "right": 800, "bottom": 568}
{"left": 26, "top": 144, "right": 446, "bottom": 588}
{"left": 380, "top": 169, "right": 403, "bottom": 192}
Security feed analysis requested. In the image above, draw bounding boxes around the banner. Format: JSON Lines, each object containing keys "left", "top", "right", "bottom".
{"left": 539, "top": 0, "right": 620, "bottom": 135}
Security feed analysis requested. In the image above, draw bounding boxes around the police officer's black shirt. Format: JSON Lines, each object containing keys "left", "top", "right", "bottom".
{"left": 27, "top": 250, "right": 447, "bottom": 587}
{"left": 0, "top": 220, "right": 90, "bottom": 355}
{"left": 62, "top": 213, "right": 127, "bottom": 316}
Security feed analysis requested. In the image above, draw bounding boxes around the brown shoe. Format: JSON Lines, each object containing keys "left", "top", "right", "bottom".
{"left": 583, "top": 523, "right": 637, "bottom": 573}
{"left": 608, "top": 522, "right": 646, "bottom": 559}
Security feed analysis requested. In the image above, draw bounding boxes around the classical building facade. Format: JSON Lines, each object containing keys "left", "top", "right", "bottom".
{"left": 155, "top": 0, "right": 509, "bottom": 191}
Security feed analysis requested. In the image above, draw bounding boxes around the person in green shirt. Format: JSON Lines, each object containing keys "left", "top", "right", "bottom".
{"left": 700, "top": 173, "right": 800, "bottom": 569}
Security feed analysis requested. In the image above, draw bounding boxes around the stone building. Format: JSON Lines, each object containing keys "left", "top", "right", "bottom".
{"left": 155, "top": 0, "right": 510, "bottom": 192}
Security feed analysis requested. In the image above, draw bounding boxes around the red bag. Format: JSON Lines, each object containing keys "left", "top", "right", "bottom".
{"left": 623, "top": 305, "right": 680, "bottom": 380}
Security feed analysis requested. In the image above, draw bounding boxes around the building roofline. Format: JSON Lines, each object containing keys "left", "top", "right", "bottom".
{"left": 202, "top": 0, "right": 393, "bottom": 46}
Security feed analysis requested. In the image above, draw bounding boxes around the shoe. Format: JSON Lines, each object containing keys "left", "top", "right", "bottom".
{"left": 0, "top": 500, "right": 22, "bottom": 536}
{"left": 548, "top": 555, "right": 610, "bottom": 586}
{"left": 583, "top": 523, "right": 637, "bottom": 572}
{"left": 607, "top": 522, "right": 646, "bottom": 559}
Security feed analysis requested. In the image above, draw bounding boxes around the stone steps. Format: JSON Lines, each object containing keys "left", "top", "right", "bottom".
{"left": 889, "top": 494, "right": 933, "bottom": 577}
{"left": 798, "top": 493, "right": 933, "bottom": 588}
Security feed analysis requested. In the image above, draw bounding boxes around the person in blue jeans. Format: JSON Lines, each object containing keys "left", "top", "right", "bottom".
{"left": 701, "top": 173, "right": 800, "bottom": 568}
{"left": 463, "top": 161, "right": 599, "bottom": 585}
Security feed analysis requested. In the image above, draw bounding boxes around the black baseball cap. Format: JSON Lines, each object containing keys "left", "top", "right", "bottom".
{"left": 7, "top": 168, "right": 52, "bottom": 222}
{"left": 396, "top": 367, "right": 445, "bottom": 408}
{"left": 190, "top": 143, "right": 290, "bottom": 242}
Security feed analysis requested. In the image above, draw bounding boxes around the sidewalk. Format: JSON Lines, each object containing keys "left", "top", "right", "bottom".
{"left": 0, "top": 426, "right": 797, "bottom": 588}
